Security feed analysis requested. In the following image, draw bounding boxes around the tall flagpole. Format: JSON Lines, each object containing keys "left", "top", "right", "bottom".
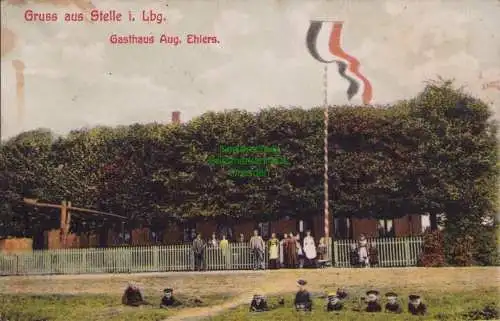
{"left": 323, "top": 64, "right": 330, "bottom": 242}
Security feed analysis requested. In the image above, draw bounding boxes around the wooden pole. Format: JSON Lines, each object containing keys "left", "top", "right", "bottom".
{"left": 323, "top": 64, "right": 330, "bottom": 242}
{"left": 66, "top": 201, "right": 72, "bottom": 247}
{"left": 23, "top": 198, "right": 125, "bottom": 218}
{"left": 23, "top": 197, "right": 126, "bottom": 248}
{"left": 60, "top": 201, "right": 67, "bottom": 248}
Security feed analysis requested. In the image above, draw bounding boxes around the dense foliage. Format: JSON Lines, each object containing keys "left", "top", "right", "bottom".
{"left": 417, "top": 229, "right": 445, "bottom": 267}
{"left": 1, "top": 81, "right": 498, "bottom": 265}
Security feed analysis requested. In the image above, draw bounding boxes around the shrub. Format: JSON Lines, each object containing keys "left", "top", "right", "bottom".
{"left": 447, "top": 234, "right": 475, "bottom": 266}
{"left": 462, "top": 303, "right": 499, "bottom": 320}
{"left": 472, "top": 224, "right": 499, "bottom": 266}
{"left": 417, "top": 229, "right": 445, "bottom": 267}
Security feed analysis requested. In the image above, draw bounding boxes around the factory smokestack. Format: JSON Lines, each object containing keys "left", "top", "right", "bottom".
{"left": 172, "top": 111, "right": 181, "bottom": 124}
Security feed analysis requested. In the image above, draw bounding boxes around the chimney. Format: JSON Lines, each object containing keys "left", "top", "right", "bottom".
{"left": 171, "top": 111, "right": 181, "bottom": 124}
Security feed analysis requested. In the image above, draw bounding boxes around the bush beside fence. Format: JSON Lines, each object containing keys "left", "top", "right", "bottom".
{"left": 0, "top": 237, "right": 422, "bottom": 276}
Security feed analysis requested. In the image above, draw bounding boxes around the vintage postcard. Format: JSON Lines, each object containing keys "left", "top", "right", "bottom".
{"left": 1, "top": 0, "right": 499, "bottom": 320}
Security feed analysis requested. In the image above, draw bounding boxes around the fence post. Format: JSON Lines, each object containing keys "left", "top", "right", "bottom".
{"left": 153, "top": 246, "right": 159, "bottom": 272}
{"left": 81, "top": 248, "right": 86, "bottom": 274}
{"left": 404, "top": 238, "right": 411, "bottom": 266}
{"left": 333, "top": 240, "right": 339, "bottom": 267}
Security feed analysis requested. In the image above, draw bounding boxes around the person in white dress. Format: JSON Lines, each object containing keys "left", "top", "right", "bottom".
{"left": 303, "top": 230, "right": 317, "bottom": 268}
{"left": 210, "top": 233, "right": 219, "bottom": 248}
{"left": 358, "top": 234, "right": 370, "bottom": 267}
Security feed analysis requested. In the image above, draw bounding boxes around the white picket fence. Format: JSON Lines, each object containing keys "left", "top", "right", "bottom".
{"left": 333, "top": 236, "right": 424, "bottom": 267}
{"left": 0, "top": 236, "right": 423, "bottom": 276}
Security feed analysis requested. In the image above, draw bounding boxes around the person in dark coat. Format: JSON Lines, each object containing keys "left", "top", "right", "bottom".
{"left": 192, "top": 234, "right": 206, "bottom": 271}
{"left": 384, "top": 292, "right": 402, "bottom": 313}
{"left": 349, "top": 244, "right": 359, "bottom": 267}
{"left": 326, "top": 293, "right": 343, "bottom": 311}
{"left": 365, "top": 290, "right": 382, "bottom": 312}
{"left": 294, "top": 279, "right": 312, "bottom": 311}
{"left": 122, "top": 282, "right": 149, "bottom": 307}
{"left": 160, "top": 288, "right": 182, "bottom": 308}
{"left": 408, "top": 294, "right": 427, "bottom": 315}
{"left": 249, "top": 294, "right": 269, "bottom": 312}
{"left": 369, "top": 241, "right": 379, "bottom": 266}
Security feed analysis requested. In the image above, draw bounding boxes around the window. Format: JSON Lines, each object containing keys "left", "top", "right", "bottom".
{"left": 334, "top": 218, "right": 352, "bottom": 239}
{"left": 377, "top": 219, "right": 394, "bottom": 237}
{"left": 421, "top": 214, "right": 431, "bottom": 232}
{"left": 216, "top": 224, "right": 233, "bottom": 240}
{"left": 183, "top": 222, "right": 197, "bottom": 243}
{"left": 118, "top": 230, "right": 131, "bottom": 244}
{"left": 151, "top": 231, "right": 163, "bottom": 244}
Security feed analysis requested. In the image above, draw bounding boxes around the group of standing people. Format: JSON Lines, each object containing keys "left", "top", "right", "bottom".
{"left": 251, "top": 229, "right": 328, "bottom": 270}
{"left": 191, "top": 229, "right": 327, "bottom": 271}
{"left": 269, "top": 230, "right": 326, "bottom": 269}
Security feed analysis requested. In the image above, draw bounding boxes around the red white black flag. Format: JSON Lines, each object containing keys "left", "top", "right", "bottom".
{"left": 306, "top": 20, "right": 373, "bottom": 105}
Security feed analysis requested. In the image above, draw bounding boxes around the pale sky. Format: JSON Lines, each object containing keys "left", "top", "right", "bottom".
{"left": 1, "top": 0, "right": 499, "bottom": 139}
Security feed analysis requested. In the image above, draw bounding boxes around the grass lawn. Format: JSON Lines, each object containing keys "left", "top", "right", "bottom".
{"left": 0, "top": 294, "right": 173, "bottom": 321}
{"left": 0, "top": 293, "right": 229, "bottom": 321}
{"left": 207, "top": 288, "right": 499, "bottom": 321}
{"left": 0, "top": 268, "right": 498, "bottom": 321}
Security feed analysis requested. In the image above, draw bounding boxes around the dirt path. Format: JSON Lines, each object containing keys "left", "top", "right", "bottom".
{"left": 162, "top": 294, "right": 250, "bottom": 321}
{"left": 162, "top": 280, "right": 291, "bottom": 321}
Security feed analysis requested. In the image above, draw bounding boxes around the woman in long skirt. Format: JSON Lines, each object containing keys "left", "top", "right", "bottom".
{"left": 303, "top": 230, "right": 317, "bottom": 268}
{"left": 279, "top": 233, "right": 287, "bottom": 268}
{"left": 285, "top": 232, "right": 298, "bottom": 268}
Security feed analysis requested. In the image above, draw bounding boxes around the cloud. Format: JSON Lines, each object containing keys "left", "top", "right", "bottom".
{"left": 1, "top": 0, "right": 499, "bottom": 139}
{"left": 24, "top": 67, "right": 66, "bottom": 79}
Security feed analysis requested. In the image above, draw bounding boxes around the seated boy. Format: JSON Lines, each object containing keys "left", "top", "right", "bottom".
{"left": 160, "top": 288, "right": 182, "bottom": 308}
{"left": 384, "top": 292, "right": 402, "bottom": 313}
{"left": 336, "top": 287, "right": 348, "bottom": 300}
{"left": 326, "top": 293, "right": 343, "bottom": 311}
{"left": 294, "top": 279, "right": 312, "bottom": 311}
{"left": 365, "top": 290, "right": 382, "bottom": 312}
{"left": 408, "top": 294, "right": 427, "bottom": 315}
{"left": 249, "top": 294, "right": 269, "bottom": 312}
{"left": 122, "top": 282, "right": 149, "bottom": 307}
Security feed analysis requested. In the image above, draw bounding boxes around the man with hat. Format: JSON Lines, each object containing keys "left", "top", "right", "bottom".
{"left": 249, "top": 294, "right": 269, "bottom": 312}
{"left": 249, "top": 229, "right": 266, "bottom": 270}
{"left": 326, "top": 292, "right": 343, "bottom": 311}
{"left": 408, "top": 294, "right": 427, "bottom": 315}
{"left": 364, "top": 290, "right": 382, "bottom": 312}
{"left": 192, "top": 233, "right": 206, "bottom": 272}
{"left": 160, "top": 288, "right": 182, "bottom": 309}
{"left": 122, "top": 282, "right": 149, "bottom": 307}
{"left": 294, "top": 279, "right": 312, "bottom": 311}
{"left": 384, "top": 292, "right": 402, "bottom": 313}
